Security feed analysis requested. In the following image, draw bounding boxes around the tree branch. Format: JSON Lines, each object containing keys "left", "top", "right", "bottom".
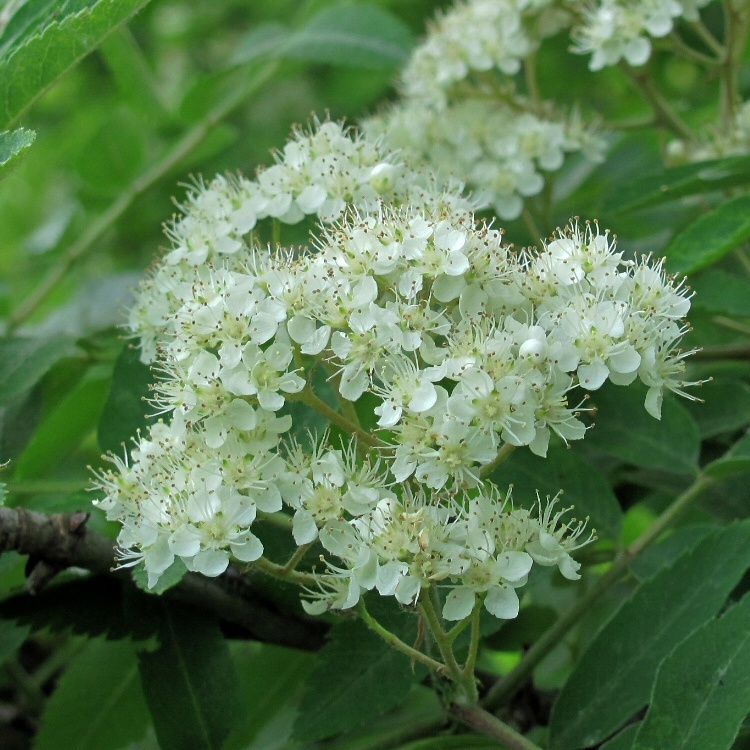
{"left": 0, "top": 506, "right": 327, "bottom": 650}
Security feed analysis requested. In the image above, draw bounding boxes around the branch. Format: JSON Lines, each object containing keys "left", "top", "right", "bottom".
{"left": 0, "top": 506, "right": 326, "bottom": 650}
{"left": 449, "top": 704, "right": 543, "bottom": 750}
{"left": 8, "top": 60, "right": 280, "bottom": 330}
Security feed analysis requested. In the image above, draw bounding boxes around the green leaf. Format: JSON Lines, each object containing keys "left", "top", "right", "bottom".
{"left": 0, "top": 127, "right": 35, "bottom": 179}
{"left": 691, "top": 269, "right": 750, "bottom": 317}
{"left": 230, "top": 22, "right": 290, "bottom": 66}
{"left": 34, "top": 638, "right": 150, "bottom": 750}
{"left": 603, "top": 155, "right": 750, "bottom": 213}
{"left": 224, "top": 642, "right": 314, "bottom": 750}
{"left": 588, "top": 384, "right": 700, "bottom": 475}
{"left": 549, "top": 521, "right": 750, "bottom": 750}
{"left": 283, "top": 4, "right": 414, "bottom": 68}
{"left": 15, "top": 366, "right": 111, "bottom": 479}
{"left": 664, "top": 195, "right": 750, "bottom": 274}
{"left": 600, "top": 724, "right": 639, "bottom": 750}
{"left": 0, "top": 0, "right": 153, "bottom": 129}
{"left": 705, "top": 431, "right": 750, "bottom": 478}
{"left": 293, "top": 615, "right": 420, "bottom": 742}
{"left": 491, "top": 446, "right": 622, "bottom": 538}
{"left": 98, "top": 343, "right": 156, "bottom": 455}
{"left": 685, "top": 379, "right": 750, "bottom": 439}
{"left": 138, "top": 602, "right": 242, "bottom": 750}
{"left": 0, "top": 337, "right": 78, "bottom": 406}
{"left": 0, "top": 577, "right": 158, "bottom": 641}
{"left": 629, "top": 524, "right": 715, "bottom": 581}
{"left": 633, "top": 591, "right": 750, "bottom": 750}
{"left": 0, "top": 619, "right": 29, "bottom": 664}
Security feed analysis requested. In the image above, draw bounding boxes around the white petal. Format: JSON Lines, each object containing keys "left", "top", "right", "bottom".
{"left": 230, "top": 532, "right": 264, "bottom": 562}
{"left": 191, "top": 549, "right": 230, "bottom": 577}
{"left": 443, "top": 587, "right": 476, "bottom": 621}
{"left": 168, "top": 525, "right": 202, "bottom": 557}
{"left": 496, "top": 551, "right": 534, "bottom": 582}
{"left": 485, "top": 585, "right": 520, "bottom": 619}
{"left": 293, "top": 510, "right": 319, "bottom": 545}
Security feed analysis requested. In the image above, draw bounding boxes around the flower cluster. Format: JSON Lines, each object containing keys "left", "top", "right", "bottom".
{"left": 95, "top": 116, "right": 695, "bottom": 621}
{"left": 365, "top": 98, "right": 605, "bottom": 220}
{"left": 367, "top": 0, "right": 605, "bottom": 221}
{"left": 572, "top": 0, "right": 714, "bottom": 70}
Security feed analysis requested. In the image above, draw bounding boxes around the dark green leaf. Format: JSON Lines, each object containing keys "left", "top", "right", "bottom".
{"left": 283, "top": 4, "right": 414, "bottom": 68}
{"left": 0, "top": 337, "right": 78, "bottom": 406}
{"left": 691, "top": 269, "right": 750, "bottom": 317}
{"left": 491, "top": 446, "right": 622, "bottom": 538}
{"left": 293, "top": 615, "right": 420, "bottom": 742}
{"left": 549, "top": 521, "right": 750, "bottom": 749}
{"left": 633, "top": 592, "right": 750, "bottom": 750}
{"left": 0, "top": 577, "right": 158, "bottom": 641}
{"left": 0, "top": 0, "right": 153, "bottom": 129}
{"left": 224, "top": 642, "right": 314, "bottom": 750}
{"left": 138, "top": 602, "right": 242, "bottom": 750}
{"left": 629, "top": 524, "right": 715, "bottom": 581}
{"left": 685, "top": 379, "right": 750, "bottom": 439}
{"left": 0, "top": 619, "right": 29, "bottom": 664}
{"left": 34, "top": 638, "right": 150, "bottom": 750}
{"left": 98, "top": 343, "right": 156, "bottom": 455}
{"left": 589, "top": 384, "right": 700, "bottom": 475}
{"left": 602, "top": 155, "right": 750, "bottom": 214}
{"left": 600, "top": 724, "right": 639, "bottom": 750}
{"left": 15, "top": 366, "right": 110, "bottom": 479}
{"left": 705, "top": 431, "right": 750, "bottom": 478}
{"left": 664, "top": 195, "right": 750, "bottom": 274}
{"left": 0, "top": 127, "right": 35, "bottom": 179}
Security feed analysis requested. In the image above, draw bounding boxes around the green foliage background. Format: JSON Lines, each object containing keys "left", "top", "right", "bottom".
{"left": 1, "top": 0, "right": 750, "bottom": 749}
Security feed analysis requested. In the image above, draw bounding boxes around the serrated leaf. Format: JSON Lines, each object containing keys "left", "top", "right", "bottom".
{"left": 549, "top": 521, "right": 750, "bottom": 750}
{"left": 664, "top": 195, "right": 750, "bottom": 274}
{"left": 0, "top": 337, "right": 79, "bottom": 406}
{"left": 15, "top": 366, "right": 111, "bottom": 479}
{"left": 137, "top": 602, "right": 242, "bottom": 750}
{"left": 34, "top": 638, "right": 150, "bottom": 750}
{"left": 633, "top": 592, "right": 750, "bottom": 750}
{"left": 0, "top": 127, "right": 35, "bottom": 178}
{"left": 98, "top": 343, "right": 156, "bottom": 455}
{"left": 0, "top": 577, "right": 158, "bottom": 641}
{"left": 691, "top": 269, "right": 750, "bottom": 317}
{"left": 685, "top": 378, "right": 750, "bottom": 439}
{"left": 293, "top": 615, "right": 420, "bottom": 742}
{"left": 0, "top": 0, "right": 153, "bottom": 129}
{"left": 283, "top": 4, "right": 414, "bottom": 68}
{"left": 705, "top": 431, "right": 750, "bottom": 478}
{"left": 589, "top": 384, "right": 700, "bottom": 475}
{"left": 603, "top": 155, "right": 750, "bottom": 213}
{"left": 491, "top": 446, "right": 622, "bottom": 538}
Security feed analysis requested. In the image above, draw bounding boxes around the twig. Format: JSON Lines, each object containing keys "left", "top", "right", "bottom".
{"left": 8, "top": 61, "right": 280, "bottom": 330}
{"left": 449, "top": 704, "right": 543, "bottom": 750}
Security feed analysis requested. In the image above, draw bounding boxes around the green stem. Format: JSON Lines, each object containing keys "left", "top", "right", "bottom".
{"left": 294, "top": 385, "right": 382, "bottom": 449}
{"left": 624, "top": 68, "right": 696, "bottom": 142}
{"left": 480, "top": 443, "right": 516, "bottom": 480}
{"left": 449, "top": 704, "right": 543, "bottom": 750}
{"left": 8, "top": 61, "right": 280, "bottom": 330}
{"left": 256, "top": 511, "right": 294, "bottom": 530}
{"left": 446, "top": 617, "right": 472, "bottom": 644}
{"left": 419, "top": 593, "right": 468, "bottom": 694}
{"left": 693, "top": 17, "right": 727, "bottom": 57}
{"left": 483, "top": 473, "right": 713, "bottom": 709}
{"left": 668, "top": 31, "right": 722, "bottom": 66}
{"left": 283, "top": 542, "right": 313, "bottom": 574}
{"left": 695, "top": 343, "right": 750, "bottom": 361}
{"left": 524, "top": 53, "right": 542, "bottom": 108}
{"left": 462, "top": 601, "right": 483, "bottom": 679}
{"left": 719, "top": 0, "right": 750, "bottom": 128}
{"left": 272, "top": 218, "right": 282, "bottom": 247}
{"left": 357, "top": 600, "right": 446, "bottom": 674}
{"left": 521, "top": 210, "right": 542, "bottom": 244}
{"left": 253, "top": 555, "right": 319, "bottom": 586}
